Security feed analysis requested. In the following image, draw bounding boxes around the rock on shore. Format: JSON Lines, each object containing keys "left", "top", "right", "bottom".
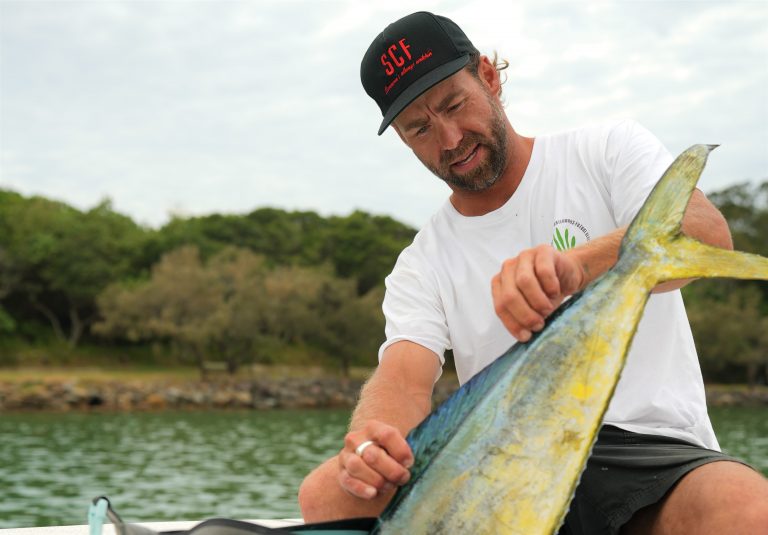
{"left": 0, "top": 376, "right": 461, "bottom": 412}
{"left": 0, "top": 377, "right": 764, "bottom": 412}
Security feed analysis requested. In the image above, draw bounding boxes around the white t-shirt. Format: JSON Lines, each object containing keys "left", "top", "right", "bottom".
{"left": 379, "top": 120, "right": 719, "bottom": 450}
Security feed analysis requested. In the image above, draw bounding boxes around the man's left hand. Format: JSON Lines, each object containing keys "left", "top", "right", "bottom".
{"left": 491, "top": 244, "right": 584, "bottom": 342}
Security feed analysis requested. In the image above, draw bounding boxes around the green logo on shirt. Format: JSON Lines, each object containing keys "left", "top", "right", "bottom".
{"left": 552, "top": 227, "right": 576, "bottom": 251}
{"left": 552, "top": 219, "right": 591, "bottom": 251}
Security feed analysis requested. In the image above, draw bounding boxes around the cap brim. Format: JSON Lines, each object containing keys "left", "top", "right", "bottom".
{"left": 377, "top": 54, "right": 471, "bottom": 136}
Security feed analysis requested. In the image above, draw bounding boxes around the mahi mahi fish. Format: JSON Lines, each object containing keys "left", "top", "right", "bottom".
{"left": 371, "top": 145, "right": 768, "bottom": 534}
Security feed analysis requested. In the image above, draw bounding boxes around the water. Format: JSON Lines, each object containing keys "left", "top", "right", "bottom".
{"left": 0, "top": 406, "right": 765, "bottom": 529}
{"left": 0, "top": 410, "right": 350, "bottom": 529}
{"left": 709, "top": 405, "right": 768, "bottom": 474}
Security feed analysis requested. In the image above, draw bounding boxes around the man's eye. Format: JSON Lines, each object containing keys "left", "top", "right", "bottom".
{"left": 416, "top": 125, "right": 430, "bottom": 136}
{"left": 448, "top": 101, "right": 463, "bottom": 113}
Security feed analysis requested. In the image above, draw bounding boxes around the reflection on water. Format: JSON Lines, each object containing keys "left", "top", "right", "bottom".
{"left": 0, "top": 406, "right": 765, "bottom": 528}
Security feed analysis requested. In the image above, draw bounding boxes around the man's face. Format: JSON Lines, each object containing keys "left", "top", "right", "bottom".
{"left": 393, "top": 68, "right": 508, "bottom": 192}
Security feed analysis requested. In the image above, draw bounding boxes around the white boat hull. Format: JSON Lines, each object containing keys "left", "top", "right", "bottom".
{"left": 0, "top": 518, "right": 303, "bottom": 535}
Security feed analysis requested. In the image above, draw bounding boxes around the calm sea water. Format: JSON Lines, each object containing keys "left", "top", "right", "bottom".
{"left": 0, "top": 406, "right": 765, "bottom": 529}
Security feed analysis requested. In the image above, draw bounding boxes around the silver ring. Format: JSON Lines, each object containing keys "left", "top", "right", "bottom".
{"left": 355, "top": 440, "right": 375, "bottom": 457}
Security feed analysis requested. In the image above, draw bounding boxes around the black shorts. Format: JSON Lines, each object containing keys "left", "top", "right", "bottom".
{"left": 558, "top": 425, "right": 748, "bottom": 535}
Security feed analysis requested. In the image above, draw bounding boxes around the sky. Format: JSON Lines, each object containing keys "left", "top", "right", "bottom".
{"left": 1, "top": 0, "right": 767, "bottom": 230}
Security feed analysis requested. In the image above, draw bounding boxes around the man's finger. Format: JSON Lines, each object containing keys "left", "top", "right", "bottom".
{"left": 342, "top": 450, "right": 388, "bottom": 489}
{"left": 367, "top": 423, "right": 414, "bottom": 469}
{"left": 515, "top": 249, "right": 556, "bottom": 318}
{"left": 339, "top": 468, "right": 379, "bottom": 499}
{"left": 534, "top": 246, "right": 561, "bottom": 301}
{"left": 492, "top": 273, "right": 534, "bottom": 341}
{"left": 358, "top": 442, "right": 411, "bottom": 486}
{"left": 497, "top": 258, "right": 545, "bottom": 330}
{"left": 555, "top": 251, "right": 584, "bottom": 295}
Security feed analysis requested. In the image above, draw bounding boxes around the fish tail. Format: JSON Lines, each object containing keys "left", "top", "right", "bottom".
{"left": 620, "top": 143, "right": 768, "bottom": 284}
{"left": 658, "top": 235, "right": 768, "bottom": 282}
{"left": 621, "top": 143, "right": 717, "bottom": 256}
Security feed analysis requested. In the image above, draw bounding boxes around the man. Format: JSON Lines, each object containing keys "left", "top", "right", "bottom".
{"left": 299, "top": 11, "right": 768, "bottom": 534}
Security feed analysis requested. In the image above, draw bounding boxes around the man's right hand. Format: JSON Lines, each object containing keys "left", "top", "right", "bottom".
{"left": 338, "top": 420, "right": 414, "bottom": 499}
{"left": 299, "top": 341, "right": 438, "bottom": 522}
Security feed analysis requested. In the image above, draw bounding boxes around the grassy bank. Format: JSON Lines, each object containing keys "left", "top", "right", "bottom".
{"left": 0, "top": 363, "right": 377, "bottom": 383}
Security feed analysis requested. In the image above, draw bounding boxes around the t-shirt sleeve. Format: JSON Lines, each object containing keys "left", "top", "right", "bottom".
{"left": 377, "top": 246, "right": 449, "bottom": 367}
{"left": 604, "top": 120, "right": 675, "bottom": 227}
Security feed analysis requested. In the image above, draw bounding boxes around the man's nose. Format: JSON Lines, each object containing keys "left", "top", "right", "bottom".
{"left": 435, "top": 119, "right": 463, "bottom": 151}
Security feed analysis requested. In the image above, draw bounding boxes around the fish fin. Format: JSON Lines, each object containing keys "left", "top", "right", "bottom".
{"left": 620, "top": 144, "right": 716, "bottom": 257}
{"left": 658, "top": 235, "right": 768, "bottom": 282}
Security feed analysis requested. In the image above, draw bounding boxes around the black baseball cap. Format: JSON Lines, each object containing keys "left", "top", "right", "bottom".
{"left": 360, "top": 12, "right": 479, "bottom": 135}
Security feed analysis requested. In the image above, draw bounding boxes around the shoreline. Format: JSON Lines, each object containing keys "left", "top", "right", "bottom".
{"left": 0, "top": 374, "right": 766, "bottom": 412}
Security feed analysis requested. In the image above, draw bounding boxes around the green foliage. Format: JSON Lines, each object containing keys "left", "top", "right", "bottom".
{"left": 0, "top": 188, "right": 413, "bottom": 361}
{"left": 0, "top": 305, "right": 15, "bottom": 333}
{"left": 325, "top": 211, "right": 415, "bottom": 294}
{"left": 151, "top": 208, "right": 415, "bottom": 294}
{"left": 305, "top": 281, "right": 384, "bottom": 375}
{"left": 685, "top": 282, "right": 768, "bottom": 386}
{"left": 0, "top": 191, "right": 148, "bottom": 347}
{"left": 94, "top": 246, "right": 382, "bottom": 375}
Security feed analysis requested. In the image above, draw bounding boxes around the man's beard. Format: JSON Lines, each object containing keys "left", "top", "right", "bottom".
{"left": 420, "top": 100, "right": 508, "bottom": 192}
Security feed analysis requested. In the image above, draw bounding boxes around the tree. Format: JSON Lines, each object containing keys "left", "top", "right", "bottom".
{"left": 325, "top": 211, "right": 416, "bottom": 294}
{"left": 153, "top": 209, "right": 330, "bottom": 267}
{"left": 96, "top": 246, "right": 272, "bottom": 374}
{"left": 150, "top": 208, "right": 415, "bottom": 296}
{"left": 204, "top": 247, "right": 275, "bottom": 372}
{"left": 95, "top": 244, "right": 385, "bottom": 375}
{"left": 0, "top": 240, "right": 18, "bottom": 335}
{"left": 0, "top": 194, "right": 147, "bottom": 347}
{"left": 707, "top": 180, "right": 767, "bottom": 256}
{"left": 307, "top": 280, "right": 384, "bottom": 376}
{"left": 686, "top": 284, "right": 768, "bottom": 387}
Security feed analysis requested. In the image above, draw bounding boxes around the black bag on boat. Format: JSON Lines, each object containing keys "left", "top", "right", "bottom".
{"left": 89, "top": 496, "right": 376, "bottom": 535}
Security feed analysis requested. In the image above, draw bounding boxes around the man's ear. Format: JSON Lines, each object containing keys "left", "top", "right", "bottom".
{"left": 478, "top": 55, "right": 501, "bottom": 97}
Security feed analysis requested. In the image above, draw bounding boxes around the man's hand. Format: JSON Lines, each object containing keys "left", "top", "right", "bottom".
{"left": 491, "top": 244, "right": 585, "bottom": 342}
{"left": 338, "top": 420, "right": 414, "bottom": 499}
{"left": 299, "top": 342, "right": 437, "bottom": 522}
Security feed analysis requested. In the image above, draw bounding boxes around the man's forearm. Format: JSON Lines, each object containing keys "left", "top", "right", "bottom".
{"left": 349, "top": 360, "right": 434, "bottom": 434}
{"left": 565, "top": 227, "right": 624, "bottom": 291}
